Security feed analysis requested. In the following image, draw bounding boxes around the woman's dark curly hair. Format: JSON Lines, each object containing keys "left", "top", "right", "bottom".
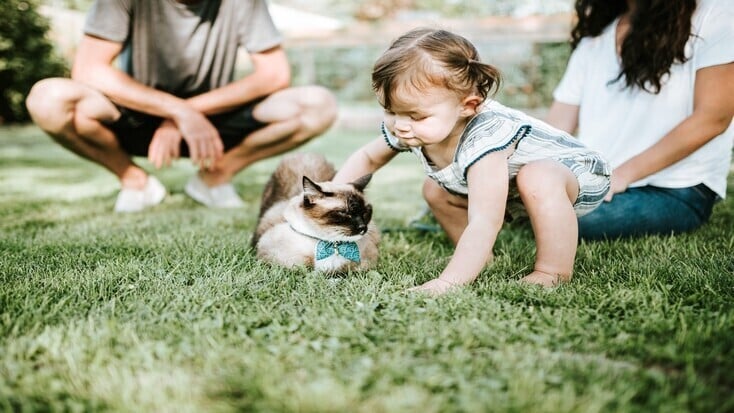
{"left": 571, "top": 0, "right": 697, "bottom": 93}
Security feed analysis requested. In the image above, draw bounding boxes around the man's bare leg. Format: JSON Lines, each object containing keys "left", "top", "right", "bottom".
{"left": 198, "top": 85, "right": 337, "bottom": 186}
{"left": 26, "top": 77, "right": 149, "bottom": 189}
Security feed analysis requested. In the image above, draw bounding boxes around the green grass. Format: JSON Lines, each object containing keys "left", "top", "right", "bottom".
{"left": 1, "top": 125, "right": 733, "bottom": 413}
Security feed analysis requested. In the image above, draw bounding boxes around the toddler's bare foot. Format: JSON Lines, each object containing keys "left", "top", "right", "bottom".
{"left": 520, "top": 271, "right": 569, "bottom": 288}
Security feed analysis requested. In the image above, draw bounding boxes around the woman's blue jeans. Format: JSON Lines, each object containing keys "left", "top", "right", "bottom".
{"left": 578, "top": 184, "right": 719, "bottom": 241}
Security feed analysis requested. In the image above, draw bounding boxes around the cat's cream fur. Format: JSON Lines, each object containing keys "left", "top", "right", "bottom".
{"left": 252, "top": 153, "right": 379, "bottom": 273}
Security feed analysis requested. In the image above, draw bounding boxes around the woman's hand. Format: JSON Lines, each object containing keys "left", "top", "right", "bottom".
{"left": 604, "top": 169, "right": 632, "bottom": 201}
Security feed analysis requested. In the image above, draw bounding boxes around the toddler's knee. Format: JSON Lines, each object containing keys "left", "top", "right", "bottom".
{"left": 516, "top": 161, "right": 570, "bottom": 201}
{"left": 422, "top": 179, "right": 445, "bottom": 208}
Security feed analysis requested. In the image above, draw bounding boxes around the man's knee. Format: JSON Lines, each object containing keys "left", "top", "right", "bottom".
{"left": 26, "top": 78, "right": 78, "bottom": 132}
{"left": 253, "top": 85, "right": 337, "bottom": 140}
{"left": 300, "top": 86, "right": 337, "bottom": 113}
{"left": 299, "top": 85, "right": 337, "bottom": 132}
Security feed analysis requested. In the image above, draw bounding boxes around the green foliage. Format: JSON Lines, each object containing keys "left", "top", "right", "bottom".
{"left": 276, "top": 0, "right": 573, "bottom": 19}
{"left": 290, "top": 42, "right": 573, "bottom": 109}
{"left": 45, "top": 0, "right": 92, "bottom": 10}
{"left": 289, "top": 46, "right": 384, "bottom": 104}
{"left": 0, "top": 0, "right": 68, "bottom": 124}
{"left": 411, "top": 0, "right": 521, "bottom": 16}
{"left": 513, "top": 42, "right": 573, "bottom": 108}
{"left": 2, "top": 126, "right": 734, "bottom": 411}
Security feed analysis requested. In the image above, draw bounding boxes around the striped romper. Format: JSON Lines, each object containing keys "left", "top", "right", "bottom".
{"left": 382, "top": 100, "right": 611, "bottom": 218}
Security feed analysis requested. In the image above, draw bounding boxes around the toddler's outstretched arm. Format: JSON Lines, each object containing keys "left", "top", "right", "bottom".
{"left": 413, "top": 152, "right": 509, "bottom": 294}
{"left": 333, "top": 137, "right": 398, "bottom": 183}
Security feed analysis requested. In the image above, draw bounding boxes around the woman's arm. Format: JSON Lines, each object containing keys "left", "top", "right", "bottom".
{"left": 609, "top": 62, "right": 734, "bottom": 197}
{"left": 332, "top": 137, "right": 399, "bottom": 183}
{"left": 545, "top": 101, "right": 580, "bottom": 134}
{"left": 413, "top": 151, "right": 509, "bottom": 294}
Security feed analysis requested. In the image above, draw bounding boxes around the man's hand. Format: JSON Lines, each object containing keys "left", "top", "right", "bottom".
{"left": 172, "top": 107, "right": 224, "bottom": 170}
{"left": 148, "top": 119, "right": 182, "bottom": 169}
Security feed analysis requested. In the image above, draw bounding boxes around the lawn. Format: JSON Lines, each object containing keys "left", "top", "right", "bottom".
{"left": 1, "top": 124, "right": 733, "bottom": 413}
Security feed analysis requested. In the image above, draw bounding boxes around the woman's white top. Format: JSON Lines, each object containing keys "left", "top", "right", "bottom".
{"left": 553, "top": 0, "right": 734, "bottom": 198}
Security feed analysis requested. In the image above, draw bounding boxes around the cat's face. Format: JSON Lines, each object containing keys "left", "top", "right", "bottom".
{"left": 300, "top": 174, "right": 373, "bottom": 239}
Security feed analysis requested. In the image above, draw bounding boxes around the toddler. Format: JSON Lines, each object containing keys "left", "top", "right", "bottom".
{"left": 334, "top": 28, "right": 611, "bottom": 293}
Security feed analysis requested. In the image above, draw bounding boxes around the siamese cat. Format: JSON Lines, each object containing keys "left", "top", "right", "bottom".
{"left": 252, "top": 153, "right": 379, "bottom": 273}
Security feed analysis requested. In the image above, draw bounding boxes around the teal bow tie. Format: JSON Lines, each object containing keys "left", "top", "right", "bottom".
{"left": 315, "top": 240, "right": 361, "bottom": 263}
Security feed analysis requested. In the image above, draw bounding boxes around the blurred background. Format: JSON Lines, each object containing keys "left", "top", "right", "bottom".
{"left": 0, "top": 0, "right": 576, "bottom": 127}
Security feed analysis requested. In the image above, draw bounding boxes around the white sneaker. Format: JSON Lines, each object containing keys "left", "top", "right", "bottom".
{"left": 184, "top": 175, "right": 245, "bottom": 208}
{"left": 114, "top": 176, "right": 167, "bottom": 213}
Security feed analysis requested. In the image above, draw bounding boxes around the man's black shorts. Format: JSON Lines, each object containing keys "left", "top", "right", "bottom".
{"left": 105, "top": 99, "right": 267, "bottom": 157}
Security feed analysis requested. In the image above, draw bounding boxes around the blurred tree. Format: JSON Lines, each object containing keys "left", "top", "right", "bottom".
{"left": 39, "top": 0, "right": 574, "bottom": 18}
{"left": 355, "top": 0, "right": 415, "bottom": 21}
{"left": 41, "top": 0, "right": 91, "bottom": 10}
{"left": 0, "top": 0, "right": 68, "bottom": 123}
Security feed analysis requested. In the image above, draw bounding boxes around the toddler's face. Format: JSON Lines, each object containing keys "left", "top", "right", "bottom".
{"left": 382, "top": 85, "right": 468, "bottom": 148}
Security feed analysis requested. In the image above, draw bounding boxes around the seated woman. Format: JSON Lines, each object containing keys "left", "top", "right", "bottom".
{"left": 546, "top": 0, "right": 734, "bottom": 240}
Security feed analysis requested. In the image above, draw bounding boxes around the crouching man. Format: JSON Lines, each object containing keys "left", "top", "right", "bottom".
{"left": 26, "top": 0, "right": 337, "bottom": 212}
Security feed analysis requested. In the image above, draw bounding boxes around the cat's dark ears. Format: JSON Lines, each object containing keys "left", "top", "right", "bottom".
{"left": 302, "top": 176, "right": 322, "bottom": 207}
{"left": 350, "top": 174, "right": 372, "bottom": 192}
{"left": 302, "top": 174, "right": 372, "bottom": 195}
{"left": 302, "top": 176, "right": 323, "bottom": 199}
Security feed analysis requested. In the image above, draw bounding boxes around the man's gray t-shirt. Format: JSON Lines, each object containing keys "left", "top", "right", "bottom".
{"left": 84, "top": 0, "right": 283, "bottom": 97}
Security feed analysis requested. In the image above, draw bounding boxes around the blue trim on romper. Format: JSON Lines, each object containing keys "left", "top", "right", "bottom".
{"left": 462, "top": 125, "right": 532, "bottom": 179}
{"left": 381, "top": 123, "right": 410, "bottom": 153}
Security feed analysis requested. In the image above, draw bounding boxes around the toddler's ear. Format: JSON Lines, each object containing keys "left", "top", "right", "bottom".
{"left": 461, "top": 95, "right": 483, "bottom": 116}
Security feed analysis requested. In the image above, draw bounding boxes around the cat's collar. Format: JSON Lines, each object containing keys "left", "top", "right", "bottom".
{"left": 315, "top": 240, "right": 361, "bottom": 263}
{"left": 288, "top": 224, "right": 361, "bottom": 264}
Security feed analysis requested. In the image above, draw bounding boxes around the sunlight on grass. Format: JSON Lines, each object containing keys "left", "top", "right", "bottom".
{"left": 2, "top": 125, "right": 734, "bottom": 412}
{"left": 0, "top": 125, "right": 426, "bottom": 222}
{"left": 1, "top": 166, "right": 120, "bottom": 201}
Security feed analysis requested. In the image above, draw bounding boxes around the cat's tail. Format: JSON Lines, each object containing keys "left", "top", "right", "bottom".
{"left": 257, "top": 152, "right": 336, "bottom": 218}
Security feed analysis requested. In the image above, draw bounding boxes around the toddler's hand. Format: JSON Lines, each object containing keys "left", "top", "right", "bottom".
{"left": 407, "top": 278, "right": 459, "bottom": 296}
